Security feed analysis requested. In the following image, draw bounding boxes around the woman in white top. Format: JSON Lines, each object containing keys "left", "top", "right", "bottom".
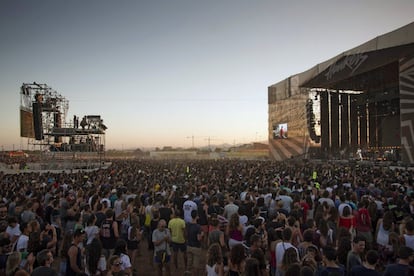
{"left": 376, "top": 211, "right": 394, "bottom": 247}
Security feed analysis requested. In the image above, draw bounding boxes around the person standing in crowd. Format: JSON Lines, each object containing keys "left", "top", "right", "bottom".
{"left": 100, "top": 208, "right": 119, "bottom": 259}
{"left": 275, "top": 228, "right": 298, "bottom": 276}
{"left": 244, "top": 257, "right": 261, "bottom": 276}
{"left": 15, "top": 222, "right": 31, "bottom": 253}
{"left": 113, "top": 239, "right": 132, "bottom": 276}
{"left": 208, "top": 215, "right": 227, "bottom": 268}
{"left": 350, "top": 249, "right": 380, "bottom": 276}
{"left": 66, "top": 229, "right": 86, "bottom": 276}
{"left": 197, "top": 195, "right": 209, "bottom": 249}
{"left": 249, "top": 234, "right": 268, "bottom": 275}
{"left": 186, "top": 209, "right": 203, "bottom": 276}
{"left": 228, "top": 243, "right": 246, "bottom": 276}
{"left": 401, "top": 219, "right": 414, "bottom": 250}
{"left": 355, "top": 199, "right": 373, "bottom": 247}
{"left": 106, "top": 255, "right": 123, "bottom": 276}
{"left": 168, "top": 209, "right": 187, "bottom": 270}
{"left": 31, "top": 249, "right": 57, "bottom": 276}
{"left": 5, "top": 216, "right": 21, "bottom": 245}
{"left": 346, "top": 235, "right": 366, "bottom": 276}
{"left": 85, "top": 238, "right": 106, "bottom": 276}
{"left": 226, "top": 213, "right": 243, "bottom": 250}
{"left": 383, "top": 246, "right": 414, "bottom": 276}
{"left": 183, "top": 194, "right": 197, "bottom": 224}
{"left": 6, "top": 251, "right": 33, "bottom": 276}
{"left": 206, "top": 243, "right": 224, "bottom": 276}
{"left": 152, "top": 219, "right": 172, "bottom": 276}
{"left": 127, "top": 213, "right": 142, "bottom": 270}
{"left": 319, "top": 246, "right": 345, "bottom": 276}
{"left": 223, "top": 196, "right": 239, "bottom": 221}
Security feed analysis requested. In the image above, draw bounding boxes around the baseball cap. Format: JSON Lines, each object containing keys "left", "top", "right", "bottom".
{"left": 74, "top": 228, "right": 86, "bottom": 237}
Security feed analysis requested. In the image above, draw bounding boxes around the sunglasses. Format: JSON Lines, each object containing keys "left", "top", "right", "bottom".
{"left": 113, "top": 262, "right": 123, "bottom": 266}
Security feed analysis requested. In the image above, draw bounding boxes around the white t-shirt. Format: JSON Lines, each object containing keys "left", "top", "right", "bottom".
{"left": 338, "top": 203, "right": 352, "bottom": 216}
{"left": 120, "top": 253, "right": 132, "bottom": 271}
{"left": 16, "top": 234, "right": 29, "bottom": 252}
{"left": 114, "top": 199, "right": 124, "bottom": 218}
{"left": 275, "top": 241, "right": 298, "bottom": 268}
{"left": 183, "top": 200, "right": 197, "bottom": 223}
{"left": 6, "top": 224, "right": 21, "bottom": 241}
{"left": 100, "top": 198, "right": 111, "bottom": 208}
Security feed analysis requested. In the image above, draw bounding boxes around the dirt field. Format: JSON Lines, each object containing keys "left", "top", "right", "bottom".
{"left": 131, "top": 239, "right": 208, "bottom": 276}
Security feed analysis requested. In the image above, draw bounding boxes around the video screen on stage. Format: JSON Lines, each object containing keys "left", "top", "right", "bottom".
{"left": 273, "top": 123, "right": 288, "bottom": 139}
{"left": 20, "top": 109, "right": 35, "bottom": 138}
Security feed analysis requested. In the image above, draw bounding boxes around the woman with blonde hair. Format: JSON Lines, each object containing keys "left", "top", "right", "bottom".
{"left": 106, "top": 255, "right": 123, "bottom": 276}
{"left": 6, "top": 252, "right": 32, "bottom": 276}
{"left": 206, "top": 243, "right": 224, "bottom": 276}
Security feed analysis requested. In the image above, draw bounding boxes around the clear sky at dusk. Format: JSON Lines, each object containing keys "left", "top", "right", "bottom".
{"left": 1, "top": 0, "right": 414, "bottom": 150}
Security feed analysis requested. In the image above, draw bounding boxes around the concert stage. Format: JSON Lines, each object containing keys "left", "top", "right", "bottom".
{"left": 268, "top": 22, "right": 414, "bottom": 163}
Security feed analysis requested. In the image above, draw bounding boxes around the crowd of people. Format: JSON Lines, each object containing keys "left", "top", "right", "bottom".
{"left": 0, "top": 158, "right": 413, "bottom": 276}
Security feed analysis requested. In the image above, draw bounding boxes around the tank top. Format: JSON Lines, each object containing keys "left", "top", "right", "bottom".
{"left": 66, "top": 244, "right": 82, "bottom": 276}
{"left": 376, "top": 222, "right": 389, "bottom": 246}
{"left": 229, "top": 229, "right": 243, "bottom": 241}
{"left": 206, "top": 264, "right": 219, "bottom": 276}
{"left": 100, "top": 219, "right": 116, "bottom": 249}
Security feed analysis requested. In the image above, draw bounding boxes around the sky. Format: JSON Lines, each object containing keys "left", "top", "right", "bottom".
{"left": 1, "top": 0, "right": 414, "bottom": 150}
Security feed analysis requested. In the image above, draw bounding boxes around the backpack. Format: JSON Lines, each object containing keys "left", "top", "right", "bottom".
{"left": 100, "top": 219, "right": 112, "bottom": 239}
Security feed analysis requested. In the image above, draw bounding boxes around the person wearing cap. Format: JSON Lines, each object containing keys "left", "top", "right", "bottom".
{"left": 67, "top": 228, "right": 86, "bottom": 276}
{"left": 383, "top": 245, "right": 414, "bottom": 276}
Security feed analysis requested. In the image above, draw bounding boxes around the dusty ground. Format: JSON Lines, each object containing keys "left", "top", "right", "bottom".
{"left": 51, "top": 239, "right": 208, "bottom": 276}
{"left": 132, "top": 239, "right": 208, "bottom": 276}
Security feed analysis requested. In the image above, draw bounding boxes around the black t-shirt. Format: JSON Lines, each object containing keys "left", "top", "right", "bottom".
{"left": 31, "top": 266, "right": 58, "bottom": 276}
{"left": 383, "top": 263, "right": 410, "bottom": 276}
{"left": 159, "top": 207, "right": 173, "bottom": 225}
{"left": 95, "top": 212, "right": 106, "bottom": 228}
{"left": 187, "top": 222, "right": 201, "bottom": 247}
{"left": 44, "top": 205, "right": 54, "bottom": 225}
{"left": 351, "top": 265, "right": 381, "bottom": 276}
{"left": 197, "top": 205, "right": 208, "bottom": 226}
{"left": 208, "top": 204, "right": 223, "bottom": 216}
{"left": 319, "top": 265, "right": 345, "bottom": 276}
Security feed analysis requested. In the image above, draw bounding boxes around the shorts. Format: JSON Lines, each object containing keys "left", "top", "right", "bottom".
{"left": 154, "top": 254, "right": 171, "bottom": 264}
{"left": 127, "top": 240, "right": 139, "bottom": 250}
{"left": 171, "top": 242, "right": 187, "bottom": 252}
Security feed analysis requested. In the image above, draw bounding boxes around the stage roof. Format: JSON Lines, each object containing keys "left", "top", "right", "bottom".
{"left": 269, "top": 21, "right": 414, "bottom": 97}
